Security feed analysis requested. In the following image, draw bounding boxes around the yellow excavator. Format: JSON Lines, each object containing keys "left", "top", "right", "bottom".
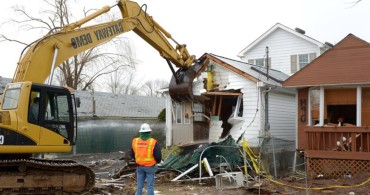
{"left": 0, "top": 0, "right": 197, "bottom": 193}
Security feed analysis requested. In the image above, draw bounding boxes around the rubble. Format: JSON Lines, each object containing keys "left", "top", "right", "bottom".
{"left": 59, "top": 140, "right": 370, "bottom": 195}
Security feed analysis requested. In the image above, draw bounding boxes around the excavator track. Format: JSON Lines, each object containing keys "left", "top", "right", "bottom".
{"left": 0, "top": 158, "right": 95, "bottom": 195}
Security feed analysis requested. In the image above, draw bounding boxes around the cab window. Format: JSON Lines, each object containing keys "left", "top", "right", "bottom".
{"left": 2, "top": 89, "right": 21, "bottom": 110}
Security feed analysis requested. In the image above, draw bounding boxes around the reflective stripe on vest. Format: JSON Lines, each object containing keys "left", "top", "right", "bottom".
{"left": 132, "top": 137, "right": 157, "bottom": 166}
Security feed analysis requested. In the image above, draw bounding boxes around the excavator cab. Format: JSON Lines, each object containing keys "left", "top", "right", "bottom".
{"left": 0, "top": 82, "right": 77, "bottom": 152}
{"left": 29, "top": 83, "right": 77, "bottom": 145}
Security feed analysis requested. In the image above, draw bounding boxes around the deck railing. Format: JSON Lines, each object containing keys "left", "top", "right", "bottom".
{"left": 303, "top": 126, "right": 370, "bottom": 160}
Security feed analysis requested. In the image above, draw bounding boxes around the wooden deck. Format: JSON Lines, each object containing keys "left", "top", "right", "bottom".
{"left": 303, "top": 126, "right": 370, "bottom": 160}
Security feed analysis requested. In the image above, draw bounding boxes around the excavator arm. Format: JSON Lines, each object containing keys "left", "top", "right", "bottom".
{"left": 14, "top": 0, "right": 196, "bottom": 87}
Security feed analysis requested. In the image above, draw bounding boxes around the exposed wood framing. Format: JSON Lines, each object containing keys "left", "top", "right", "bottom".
{"left": 217, "top": 96, "right": 223, "bottom": 116}
{"left": 204, "top": 54, "right": 258, "bottom": 83}
{"left": 212, "top": 96, "right": 217, "bottom": 115}
{"left": 194, "top": 58, "right": 210, "bottom": 78}
{"left": 203, "top": 92, "right": 243, "bottom": 96}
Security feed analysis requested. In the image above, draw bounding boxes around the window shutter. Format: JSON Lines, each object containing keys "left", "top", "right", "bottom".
{"left": 248, "top": 59, "right": 254, "bottom": 64}
{"left": 309, "top": 53, "right": 317, "bottom": 62}
{"left": 291, "top": 55, "right": 297, "bottom": 73}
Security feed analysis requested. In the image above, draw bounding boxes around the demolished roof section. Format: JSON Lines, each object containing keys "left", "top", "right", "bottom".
{"left": 197, "top": 53, "right": 290, "bottom": 88}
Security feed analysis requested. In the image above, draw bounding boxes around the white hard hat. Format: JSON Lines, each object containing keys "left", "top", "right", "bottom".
{"left": 139, "top": 123, "right": 152, "bottom": 132}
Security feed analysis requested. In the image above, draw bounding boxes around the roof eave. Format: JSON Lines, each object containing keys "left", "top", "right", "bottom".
{"left": 284, "top": 82, "right": 370, "bottom": 88}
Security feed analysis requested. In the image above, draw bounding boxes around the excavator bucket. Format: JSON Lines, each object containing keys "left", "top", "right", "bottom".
{"left": 169, "top": 68, "right": 196, "bottom": 102}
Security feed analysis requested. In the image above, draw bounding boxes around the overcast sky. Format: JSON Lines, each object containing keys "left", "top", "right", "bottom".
{"left": 1, "top": 0, "right": 369, "bottom": 88}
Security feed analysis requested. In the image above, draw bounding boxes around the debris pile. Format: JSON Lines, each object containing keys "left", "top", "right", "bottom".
{"left": 60, "top": 135, "right": 370, "bottom": 194}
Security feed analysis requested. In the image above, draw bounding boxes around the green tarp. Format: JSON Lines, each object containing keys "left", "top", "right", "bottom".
{"left": 158, "top": 135, "right": 243, "bottom": 172}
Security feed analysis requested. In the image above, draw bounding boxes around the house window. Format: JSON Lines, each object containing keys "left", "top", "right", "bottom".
{"left": 291, "top": 53, "right": 317, "bottom": 74}
{"left": 193, "top": 103, "right": 204, "bottom": 121}
{"left": 298, "top": 54, "right": 309, "bottom": 69}
{"left": 175, "top": 102, "right": 192, "bottom": 124}
{"left": 255, "top": 58, "right": 265, "bottom": 66}
{"left": 325, "top": 88, "right": 357, "bottom": 125}
{"left": 175, "top": 103, "right": 182, "bottom": 124}
{"left": 310, "top": 87, "right": 360, "bottom": 126}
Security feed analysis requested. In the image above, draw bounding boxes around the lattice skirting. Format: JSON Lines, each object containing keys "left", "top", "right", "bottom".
{"left": 307, "top": 158, "right": 370, "bottom": 178}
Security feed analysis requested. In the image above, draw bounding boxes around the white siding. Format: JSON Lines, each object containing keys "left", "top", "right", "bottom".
{"left": 268, "top": 92, "right": 296, "bottom": 141}
{"left": 209, "top": 120, "right": 223, "bottom": 143}
{"left": 243, "top": 28, "right": 320, "bottom": 75}
{"left": 165, "top": 92, "right": 173, "bottom": 147}
{"left": 193, "top": 76, "right": 204, "bottom": 96}
{"left": 240, "top": 80, "right": 262, "bottom": 147}
{"left": 224, "top": 73, "right": 261, "bottom": 146}
{"left": 227, "top": 71, "right": 246, "bottom": 90}
{"left": 213, "top": 65, "right": 230, "bottom": 87}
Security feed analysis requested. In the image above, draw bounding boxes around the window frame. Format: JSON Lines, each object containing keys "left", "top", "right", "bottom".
{"left": 255, "top": 58, "right": 265, "bottom": 67}
{"left": 298, "top": 54, "right": 309, "bottom": 69}
{"left": 309, "top": 86, "right": 362, "bottom": 127}
{"left": 183, "top": 104, "right": 191, "bottom": 124}
{"left": 193, "top": 102, "right": 204, "bottom": 122}
{"left": 2, "top": 88, "right": 21, "bottom": 110}
{"left": 175, "top": 102, "right": 183, "bottom": 124}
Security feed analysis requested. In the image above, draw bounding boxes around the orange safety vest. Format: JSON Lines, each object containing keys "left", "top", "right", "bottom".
{"left": 132, "top": 137, "right": 157, "bottom": 166}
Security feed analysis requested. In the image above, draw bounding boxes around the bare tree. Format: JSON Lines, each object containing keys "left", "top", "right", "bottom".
{"left": 352, "top": 0, "right": 362, "bottom": 5}
{"left": 142, "top": 79, "right": 169, "bottom": 97}
{"left": 0, "top": 0, "right": 137, "bottom": 90}
{"left": 105, "top": 38, "right": 142, "bottom": 95}
{"left": 106, "top": 66, "right": 141, "bottom": 95}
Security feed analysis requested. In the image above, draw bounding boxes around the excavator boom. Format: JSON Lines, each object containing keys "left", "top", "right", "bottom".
{"left": 14, "top": 0, "right": 195, "bottom": 84}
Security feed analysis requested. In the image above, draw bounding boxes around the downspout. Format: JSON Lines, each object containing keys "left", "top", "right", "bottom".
{"left": 264, "top": 90, "right": 270, "bottom": 136}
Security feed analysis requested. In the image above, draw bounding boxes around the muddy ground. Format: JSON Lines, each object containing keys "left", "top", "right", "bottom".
{"left": 61, "top": 152, "right": 370, "bottom": 195}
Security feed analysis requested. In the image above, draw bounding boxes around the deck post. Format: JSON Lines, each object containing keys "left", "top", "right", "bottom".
{"left": 357, "top": 86, "right": 362, "bottom": 127}
{"left": 319, "top": 87, "right": 324, "bottom": 126}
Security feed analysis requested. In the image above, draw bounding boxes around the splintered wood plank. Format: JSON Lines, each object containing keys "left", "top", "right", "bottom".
{"left": 217, "top": 96, "right": 223, "bottom": 116}
{"left": 212, "top": 96, "right": 217, "bottom": 115}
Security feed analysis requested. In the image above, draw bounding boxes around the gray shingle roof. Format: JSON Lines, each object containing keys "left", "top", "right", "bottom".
{"left": 75, "top": 90, "right": 165, "bottom": 118}
{"left": 0, "top": 76, "right": 165, "bottom": 118}
{"left": 209, "top": 54, "right": 289, "bottom": 86}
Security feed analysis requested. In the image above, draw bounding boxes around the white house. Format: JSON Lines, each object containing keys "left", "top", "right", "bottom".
{"left": 165, "top": 53, "right": 296, "bottom": 147}
{"left": 238, "top": 23, "right": 331, "bottom": 76}
{"left": 164, "top": 23, "right": 331, "bottom": 148}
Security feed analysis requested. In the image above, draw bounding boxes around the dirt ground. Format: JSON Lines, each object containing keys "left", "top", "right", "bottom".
{"left": 61, "top": 152, "right": 370, "bottom": 195}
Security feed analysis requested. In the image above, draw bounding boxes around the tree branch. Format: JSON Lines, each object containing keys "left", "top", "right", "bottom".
{"left": 0, "top": 35, "right": 28, "bottom": 45}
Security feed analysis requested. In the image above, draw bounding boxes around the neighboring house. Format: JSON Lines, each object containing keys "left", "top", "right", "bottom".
{"left": 0, "top": 76, "right": 12, "bottom": 93}
{"left": 238, "top": 23, "right": 331, "bottom": 76}
{"left": 165, "top": 53, "right": 296, "bottom": 148}
{"left": 75, "top": 90, "right": 165, "bottom": 119}
{"left": 283, "top": 34, "right": 370, "bottom": 177}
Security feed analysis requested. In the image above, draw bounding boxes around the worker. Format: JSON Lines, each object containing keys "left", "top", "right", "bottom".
{"left": 130, "top": 123, "right": 162, "bottom": 195}
{"left": 29, "top": 97, "right": 40, "bottom": 124}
